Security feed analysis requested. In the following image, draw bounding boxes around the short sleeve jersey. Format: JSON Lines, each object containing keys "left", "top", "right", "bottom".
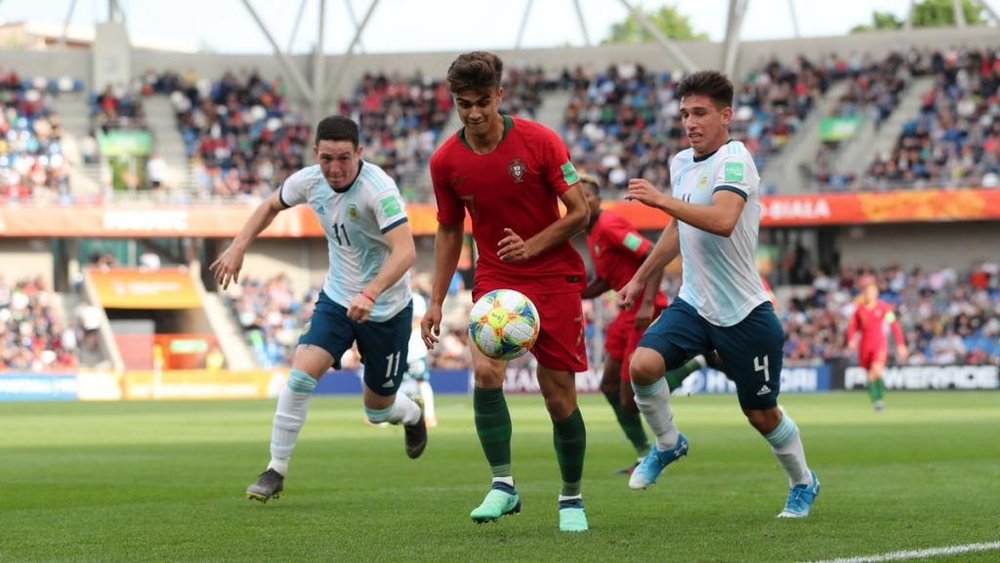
{"left": 586, "top": 210, "right": 668, "bottom": 315}
{"left": 430, "top": 116, "right": 586, "bottom": 295}
{"left": 670, "top": 140, "right": 769, "bottom": 326}
{"left": 848, "top": 300, "right": 904, "bottom": 350}
{"left": 280, "top": 162, "right": 412, "bottom": 322}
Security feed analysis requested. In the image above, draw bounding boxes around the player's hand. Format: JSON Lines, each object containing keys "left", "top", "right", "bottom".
{"left": 498, "top": 228, "right": 534, "bottom": 263}
{"left": 347, "top": 292, "right": 374, "bottom": 323}
{"left": 421, "top": 303, "right": 443, "bottom": 350}
{"left": 635, "top": 302, "right": 655, "bottom": 329}
{"left": 625, "top": 179, "right": 668, "bottom": 209}
{"left": 847, "top": 339, "right": 858, "bottom": 353}
{"left": 896, "top": 345, "right": 909, "bottom": 363}
{"left": 209, "top": 244, "right": 245, "bottom": 290}
{"left": 618, "top": 279, "right": 643, "bottom": 309}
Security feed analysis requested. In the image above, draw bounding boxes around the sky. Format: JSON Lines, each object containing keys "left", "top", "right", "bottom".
{"left": 1, "top": 0, "right": 997, "bottom": 54}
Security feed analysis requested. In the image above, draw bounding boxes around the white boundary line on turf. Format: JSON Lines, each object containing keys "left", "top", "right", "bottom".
{"left": 809, "top": 541, "right": 1000, "bottom": 563}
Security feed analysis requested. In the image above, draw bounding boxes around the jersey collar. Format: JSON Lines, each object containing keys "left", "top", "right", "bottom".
{"left": 458, "top": 114, "right": 514, "bottom": 152}
{"left": 692, "top": 138, "right": 735, "bottom": 162}
{"left": 331, "top": 160, "right": 364, "bottom": 193}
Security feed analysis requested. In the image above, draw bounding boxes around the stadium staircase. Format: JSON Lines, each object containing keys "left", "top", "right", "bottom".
{"left": 764, "top": 81, "right": 850, "bottom": 194}
{"left": 834, "top": 76, "right": 936, "bottom": 181}
{"left": 144, "top": 96, "right": 197, "bottom": 195}
{"left": 199, "top": 291, "right": 257, "bottom": 371}
{"left": 532, "top": 89, "right": 573, "bottom": 133}
{"left": 51, "top": 91, "right": 105, "bottom": 197}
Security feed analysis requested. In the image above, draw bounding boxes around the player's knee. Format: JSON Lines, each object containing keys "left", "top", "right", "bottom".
{"left": 599, "top": 377, "right": 619, "bottom": 397}
{"left": 544, "top": 394, "right": 577, "bottom": 421}
{"left": 745, "top": 408, "right": 781, "bottom": 435}
{"left": 628, "top": 349, "right": 663, "bottom": 385}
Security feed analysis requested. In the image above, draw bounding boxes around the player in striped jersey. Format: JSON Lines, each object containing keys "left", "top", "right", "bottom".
{"left": 211, "top": 116, "right": 426, "bottom": 504}
{"left": 619, "top": 71, "right": 820, "bottom": 518}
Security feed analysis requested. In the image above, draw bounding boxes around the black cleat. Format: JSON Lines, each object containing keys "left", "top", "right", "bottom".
{"left": 404, "top": 396, "right": 428, "bottom": 459}
{"left": 246, "top": 468, "right": 284, "bottom": 503}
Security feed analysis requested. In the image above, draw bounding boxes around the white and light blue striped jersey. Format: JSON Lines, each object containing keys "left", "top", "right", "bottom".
{"left": 280, "top": 162, "right": 412, "bottom": 322}
{"left": 670, "top": 140, "right": 770, "bottom": 326}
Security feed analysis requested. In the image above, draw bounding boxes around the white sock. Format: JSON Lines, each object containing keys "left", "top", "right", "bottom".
{"left": 386, "top": 393, "right": 422, "bottom": 425}
{"left": 269, "top": 369, "right": 318, "bottom": 474}
{"left": 764, "top": 412, "right": 812, "bottom": 487}
{"left": 632, "top": 378, "right": 680, "bottom": 451}
{"left": 492, "top": 476, "right": 515, "bottom": 487}
{"left": 418, "top": 381, "right": 436, "bottom": 420}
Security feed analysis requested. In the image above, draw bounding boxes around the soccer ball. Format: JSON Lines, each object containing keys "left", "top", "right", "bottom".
{"left": 468, "top": 289, "right": 541, "bottom": 360}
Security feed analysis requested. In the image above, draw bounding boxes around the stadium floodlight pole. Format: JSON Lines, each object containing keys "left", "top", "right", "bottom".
{"left": 312, "top": 0, "right": 326, "bottom": 130}
{"left": 345, "top": 0, "right": 366, "bottom": 53}
{"left": 617, "top": 0, "right": 699, "bottom": 73}
{"left": 286, "top": 0, "right": 308, "bottom": 54}
{"left": 241, "top": 0, "right": 316, "bottom": 104}
{"left": 787, "top": 0, "right": 800, "bottom": 38}
{"left": 904, "top": 0, "right": 915, "bottom": 30}
{"left": 572, "top": 0, "right": 592, "bottom": 47}
{"left": 721, "top": 0, "right": 749, "bottom": 81}
{"left": 975, "top": 0, "right": 1000, "bottom": 25}
{"left": 60, "top": 0, "right": 79, "bottom": 50}
{"left": 952, "top": 0, "right": 968, "bottom": 27}
{"left": 515, "top": 0, "right": 535, "bottom": 49}
{"left": 323, "top": 0, "right": 381, "bottom": 107}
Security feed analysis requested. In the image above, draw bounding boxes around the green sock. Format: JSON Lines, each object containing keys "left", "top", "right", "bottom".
{"left": 604, "top": 391, "right": 649, "bottom": 456}
{"left": 874, "top": 378, "right": 886, "bottom": 402}
{"left": 553, "top": 408, "right": 586, "bottom": 496}
{"left": 665, "top": 357, "right": 704, "bottom": 391}
{"left": 473, "top": 388, "right": 513, "bottom": 478}
{"left": 869, "top": 378, "right": 884, "bottom": 403}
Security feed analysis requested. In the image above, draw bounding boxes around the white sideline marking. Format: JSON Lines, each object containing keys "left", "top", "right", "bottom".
{"left": 810, "top": 541, "right": 1000, "bottom": 563}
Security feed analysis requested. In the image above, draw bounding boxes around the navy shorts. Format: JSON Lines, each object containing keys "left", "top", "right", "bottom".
{"left": 299, "top": 290, "right": 413, "bottom": 396}
{"left": 638, "top": 298, "right": 784, "bottom": 410}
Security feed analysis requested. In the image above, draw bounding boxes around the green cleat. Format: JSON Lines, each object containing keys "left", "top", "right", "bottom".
{"left": 558, "top": 498, "right": 588, "bottom": 532}
{"left": 246, "top": 468, "right": 284, "bottom": 503}
{"left": 470, "top": 484, "right": 521, "bottom": 523}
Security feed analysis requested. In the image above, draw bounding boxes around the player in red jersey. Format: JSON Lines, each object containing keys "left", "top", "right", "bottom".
{"left": 580, "top": 173, "right": 706, "bottom": 473}
{"left": 847, "top": 276, "right": 908, "bottom": 412}
{"left": 421, "top": 51, "right": 591, "bottom": 532}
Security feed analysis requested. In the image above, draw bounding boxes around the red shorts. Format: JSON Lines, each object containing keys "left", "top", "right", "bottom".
{"left": 474, "top": 288, "right": 587, "bottom": 373}
{"left": 859, "top": 347, "right": 887, "bottom": 370}
{"left": 605, "top": 306, "right": 664, "bottom": 383}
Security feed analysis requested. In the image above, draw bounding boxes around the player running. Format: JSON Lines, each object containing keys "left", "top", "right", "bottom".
{"left": 847, "top": 275, "right": 908, "bottom": 412}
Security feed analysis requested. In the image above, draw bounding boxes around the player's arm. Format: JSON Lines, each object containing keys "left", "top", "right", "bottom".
{"left": 846, "top": 309, "right": 860, "bottom": 351}
{"left": 498, "top": 183, "right": 589, "bottom": 263}
{"left": 636, "top": 248, "right": 664, "bottom": 328}
{"left": 348, "top": 223, "right": 417, "bottom": 323}
{"left": 626, "top": 179, "right": 744, "bottom": 237}
{"left": 210, "top": 190, "right": 285, "bottom": 289}
{"left": 887, "top": 310, "right": 908, "bottom": 361}
{"left": 422, "top": 222, "right": 463, "bottom": 349}
{"left": 619, "top": 220, "right": 678, "bottom": 308}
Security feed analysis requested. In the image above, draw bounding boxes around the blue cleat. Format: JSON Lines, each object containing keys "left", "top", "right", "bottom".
{"left": 628, "top": 434, "right": 689, "bottom": 490}
{"left": 778, "top": 471, "right": 820, "bottom": 518}
{"left": 470, "top": 482, "right": 522, "bottom": 523}
{"left": 558, "top": 498, "right": 588, "bottom": 532}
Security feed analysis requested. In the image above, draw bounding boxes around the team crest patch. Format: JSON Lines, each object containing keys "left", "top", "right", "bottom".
{"left": 561, "top": 161, "right": 580, "bottom": 185}
{"left": 508, "top": 158, "right": 527, "bottom": 183}
{"left": 724, "top": 162, "right": 745, "bottom": 183}
{"left": 347, "top": 203, "right": 359, "bottom": 221}
{"left": 698, "top": 175, "right": 710, "bottom": 189}
{"left": 623, "top": 233, "right": 642, "bottom": 252}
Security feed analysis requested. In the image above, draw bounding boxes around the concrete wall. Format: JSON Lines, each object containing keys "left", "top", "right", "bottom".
{"left": 836, "top": 222, "right": 1000, "bottom": 270}
{"left": 0, "top": 239, "right": 55, "bottom": 288}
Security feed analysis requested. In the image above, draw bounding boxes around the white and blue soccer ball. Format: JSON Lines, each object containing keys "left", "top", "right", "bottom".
{"left": 468, "top": 289, "right": 540, "bottom": 360}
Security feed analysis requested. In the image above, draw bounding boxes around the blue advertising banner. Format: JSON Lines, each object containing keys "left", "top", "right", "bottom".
{"left": 0, "top": 373, "right": 77, "bottom": 401}
{"left": 314, "top": 369, "right": 472, "bottom": 395}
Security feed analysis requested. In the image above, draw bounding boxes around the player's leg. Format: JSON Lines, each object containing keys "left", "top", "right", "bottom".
{"left": 867, "top": 351, "right": 887, "bottom": 412}
{"left": 530, "top": 291, "right": 590, "bottom": 532}
{"left": 602, "top": 314, "right": 650, "bottom": 468}
{"left": 664, "top": 354, "right": 708, "bottom": 391}
{"left": 468, "top": 345, "right": 521, "bottom": 523}
{"left": 714, "top": 302, "right": 819, "bottom": 518}
{"left": 410, "top": 359, "right": 437, "bottom": 427}
{"left": 247, "top": 292, "right": 348, "bottom": 503}
{"left": 627, "top": 300, "right": 709, "bottom": 489}
{"left": 355, "top": 304, "right": 426, "bottom": 458}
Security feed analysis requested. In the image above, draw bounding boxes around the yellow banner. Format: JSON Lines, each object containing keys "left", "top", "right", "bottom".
{"left": 87, "top": 267, "right": 203, "bottom": 309}
{"left": 122, "top": 370, "right": 287, "bottom": 400}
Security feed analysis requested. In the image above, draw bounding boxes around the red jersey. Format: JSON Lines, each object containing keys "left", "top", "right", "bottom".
{"left": 586, "top": 210, "right": 667, "bottom": 316}
{"left": 848, "top": 300, "right": 904, "bottom": 350}
{"left": 430, "top": 115, "right": 586, "bottom": 294}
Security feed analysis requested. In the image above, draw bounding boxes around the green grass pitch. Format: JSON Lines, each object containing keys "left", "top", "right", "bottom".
{"left": 2, "top": 391, "right": 998, "bottom": 562}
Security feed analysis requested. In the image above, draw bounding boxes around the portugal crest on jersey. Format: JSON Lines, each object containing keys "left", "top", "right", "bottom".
{"left": 508, "top": 158, "right": 527, "bottom": 183}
